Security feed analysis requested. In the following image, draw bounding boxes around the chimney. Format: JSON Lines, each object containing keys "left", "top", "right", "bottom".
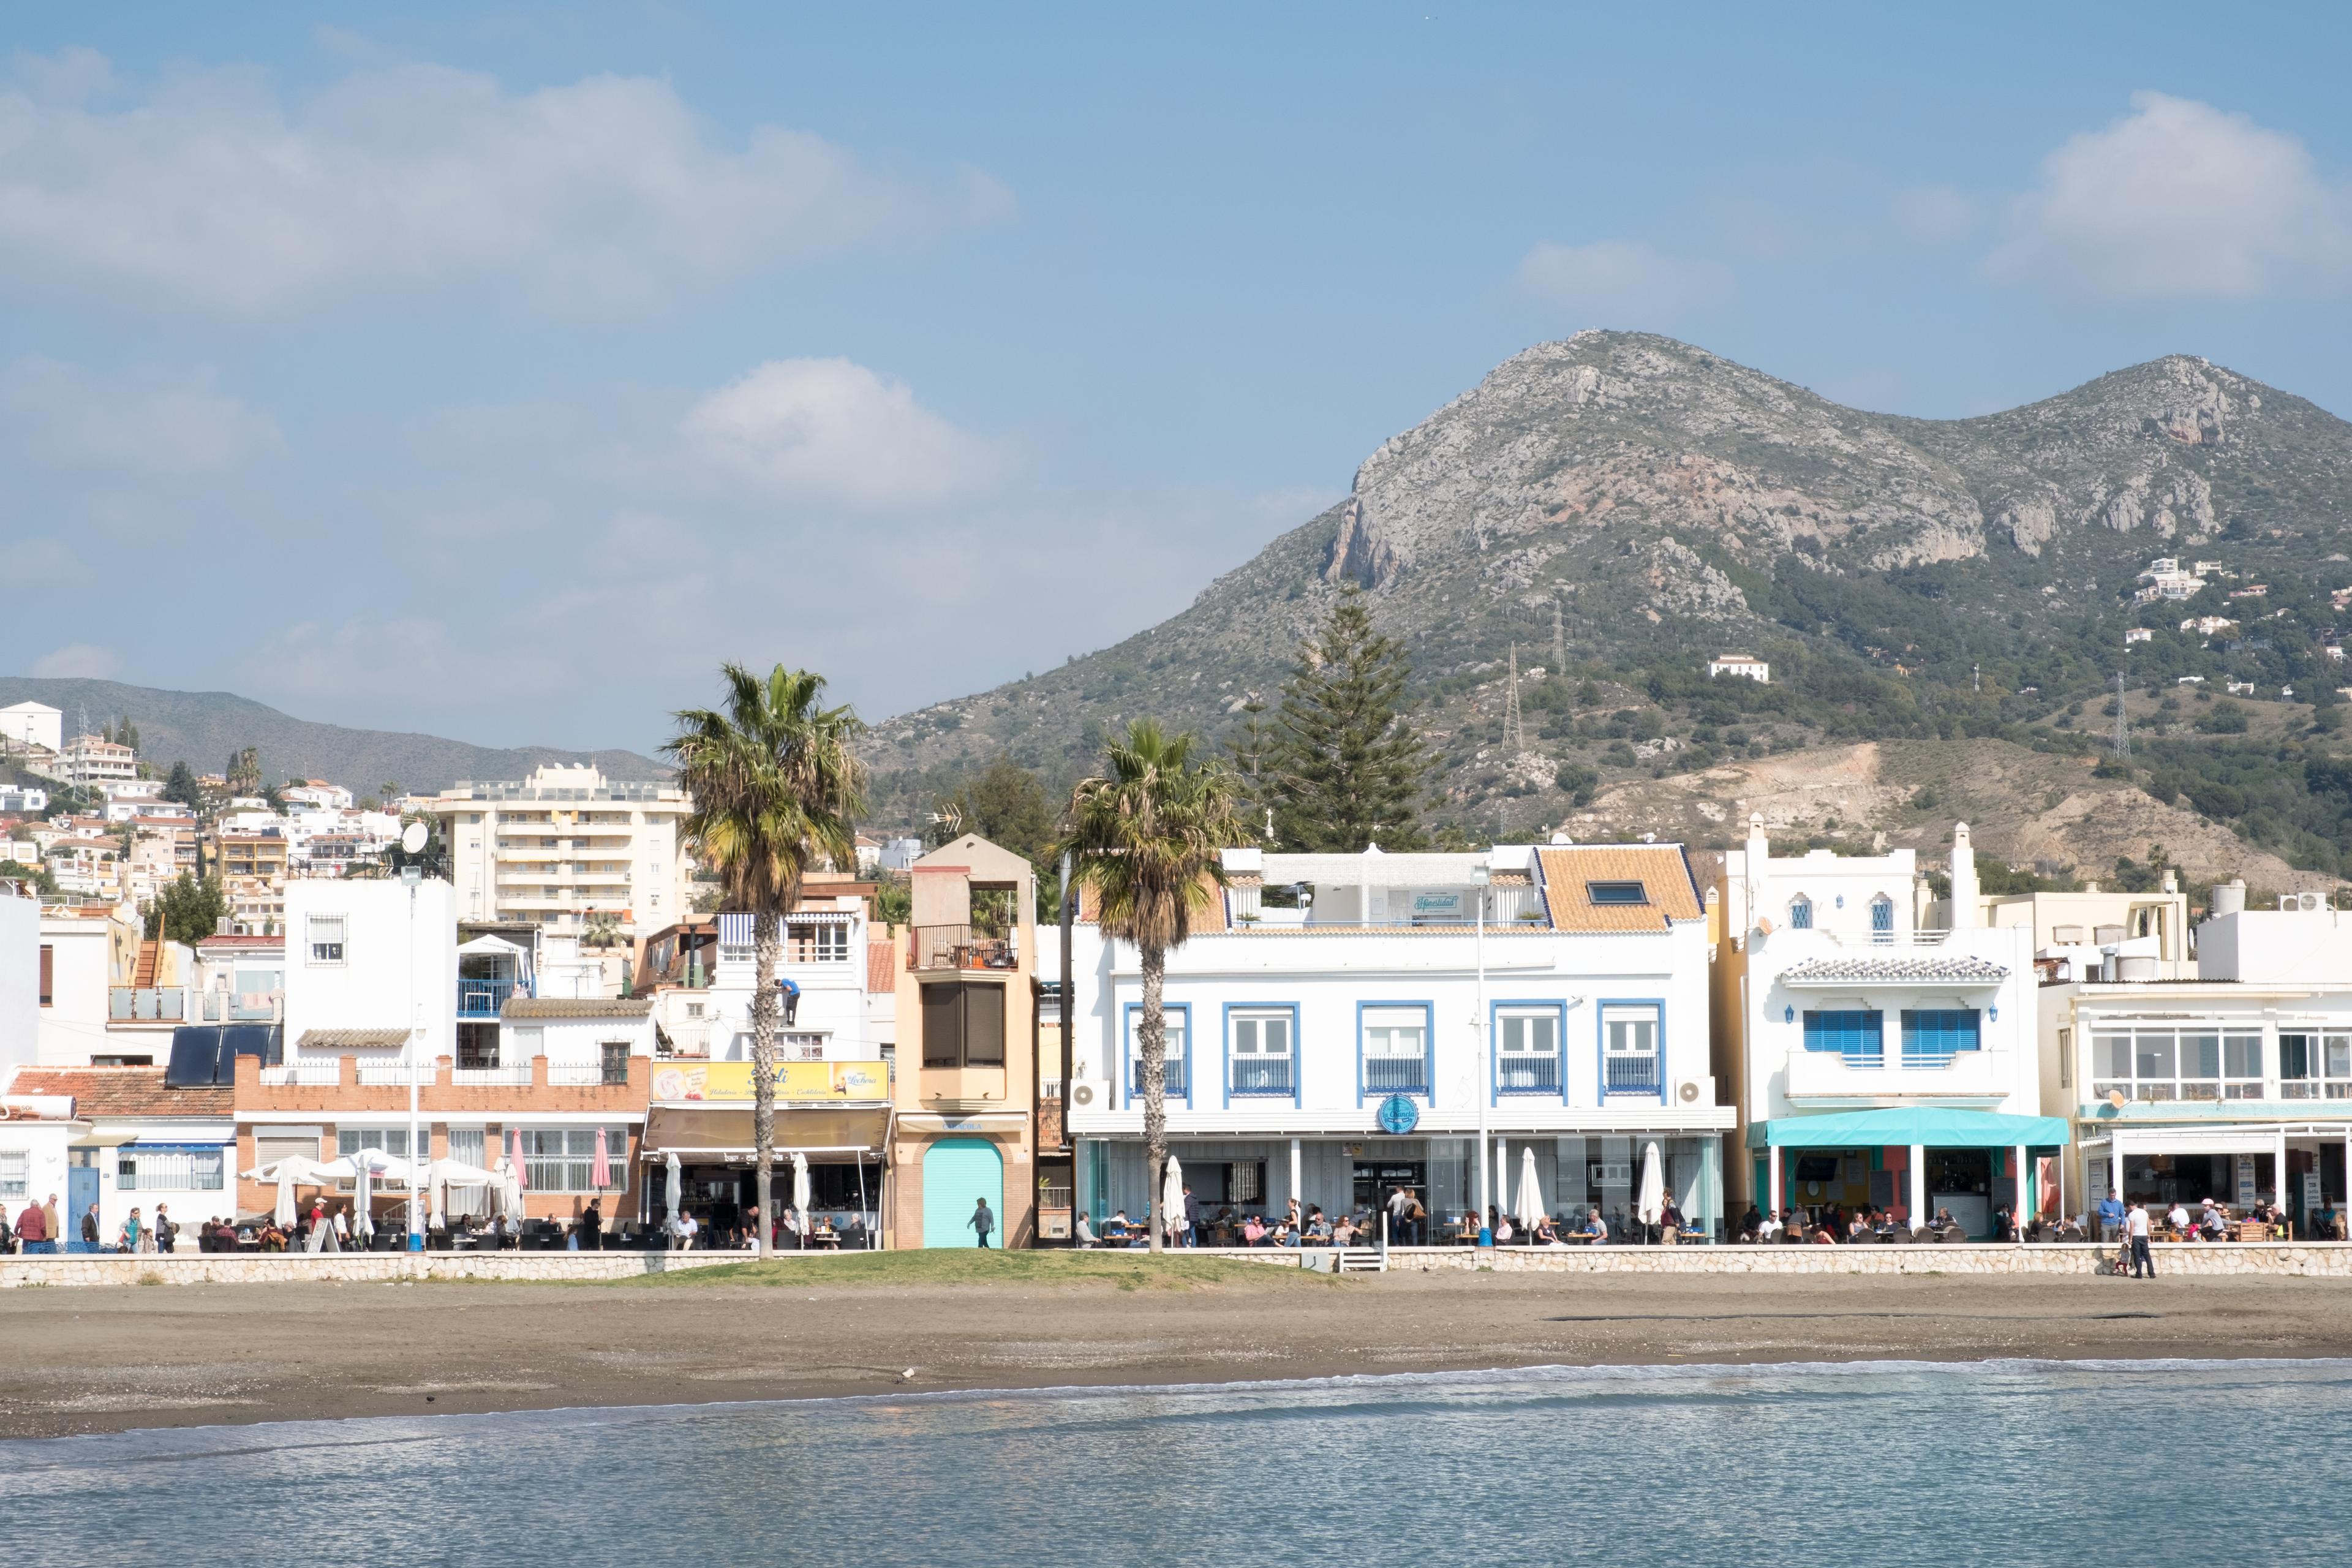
{"left": 1948, "top": 823, "right": 1978, "bottom": 929}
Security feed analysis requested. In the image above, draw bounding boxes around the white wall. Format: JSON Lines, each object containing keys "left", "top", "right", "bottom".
{"left": 34, "top": 919, "right": 112, "bottom": 1066}
{"left": 2198, "top": 909, "right": 2352, "bottom": 984}
{"left": 285, "top": 878, "right": 457, "bottom": 1062}
{"left": 0, "top": 703, "right": 62, "bottom": 755}
{"left": 0, "top": 897, "right": 34, "bottom": 1068}
{"left": 704, "top": 910, "right": 878, "bottom": 1061}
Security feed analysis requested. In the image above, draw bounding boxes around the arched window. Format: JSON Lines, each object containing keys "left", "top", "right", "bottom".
{"left": 1787, "top": 895, "right": 1812, "bottom": 930}
{"left": 1869, "top": 895, "right": 1895, "bottom": 942}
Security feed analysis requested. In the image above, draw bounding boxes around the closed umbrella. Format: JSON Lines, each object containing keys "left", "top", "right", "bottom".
{"left": 791, "top": 1150, "right": 812, "bottom": 1240}
{"left": 353, "top": 1156, "right": 376, "bottom": 1239}
{"left": 665, "top": 1150, "right": 683, "bottom": 1236}
{"left": 1637, "top": 1141, "right": 1665, "bottom": 1232}
{"left": 274, "top": 1159, "right": 299, "bottom": 1228}
{"left": 510, "top": 1127, "right": 529, "bottom": 1189}
{"left": 591, "top": 1127, "right": 611, "bottom": 1191}
{"left": 1515, "top": 1145, "right": 1544, "bottom": 1228}
{"left": 497, "top": 1155, "right": 524, "bottom": 1225}
{"left": 1162, "top": 1153, "right": 1185, "bottom": 1246}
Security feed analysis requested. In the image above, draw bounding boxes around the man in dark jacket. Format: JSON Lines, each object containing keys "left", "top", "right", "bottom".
{"left": 1183, "top": 1185, "right": 1202, "bottom": 1248}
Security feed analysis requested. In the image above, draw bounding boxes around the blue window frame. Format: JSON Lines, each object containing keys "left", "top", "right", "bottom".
{"left": 1358, "top": 1003, "right": 1433, "bottom": 1101}
{"left": 1122, "top": 1003, "right": 1191, "bottom": 1106}
{"left": 1803, "top": 1009, "right": 1883, "bottom": 1063}
{"left": 1787, "top": 896, "right": 1812, "bottom": 930}
{"left": 1900, "top": 1009, "right": 1980, "bottom": 1066}
{"left": 1870, "top": 896, "right": 1894, "bottom": 941}
{"left": 1226, "top": 1005, "right": 1299, "bottom": 1103}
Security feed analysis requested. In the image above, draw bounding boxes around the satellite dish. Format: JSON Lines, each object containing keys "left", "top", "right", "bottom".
{"left": 401, "top": 821, "right": 428, "bottom": 855}
{"left": 2106, "top": 1089, "right": 2127, "bottom": 1110}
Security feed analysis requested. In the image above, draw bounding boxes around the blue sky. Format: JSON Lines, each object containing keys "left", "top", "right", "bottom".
{"left": 4, "top": 4, "right": 2348, "bottom": 755}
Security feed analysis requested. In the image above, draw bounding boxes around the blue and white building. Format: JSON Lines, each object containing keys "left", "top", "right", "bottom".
{"left": 1065, "top": 842, "right": 1733, "bottom": 1240}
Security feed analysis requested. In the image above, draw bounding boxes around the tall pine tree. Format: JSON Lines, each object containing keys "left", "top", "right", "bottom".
{"left": 1267, "top": 589, "right": 1433, "bottom": 850}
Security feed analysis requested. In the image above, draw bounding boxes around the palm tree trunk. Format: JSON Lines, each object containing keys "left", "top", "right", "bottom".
{"left": 1141, "top": 939, "right": 1166, "bottom": 1254}
{"left": 750, "top": 908, "right": 779, "bottom": 1258}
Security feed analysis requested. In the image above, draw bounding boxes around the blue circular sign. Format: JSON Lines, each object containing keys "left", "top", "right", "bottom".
{"left": 1376, "top": 1093, "right": 1420, "bottom": 1135}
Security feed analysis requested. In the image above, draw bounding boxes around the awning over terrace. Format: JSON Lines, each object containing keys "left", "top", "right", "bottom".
{"left": 1748, "top": 1107, "right": 2070, "bottom": 1150}
{"left": 639, "top": 1104, "right": 891, "bottom": 1163}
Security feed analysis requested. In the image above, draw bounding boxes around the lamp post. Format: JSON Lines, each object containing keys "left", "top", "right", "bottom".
{"left": 1473, "top": 859, "right": 1491, "bottom": 1247}
{"left": 401, "top": 821, "right": 427, "bottom": 1253}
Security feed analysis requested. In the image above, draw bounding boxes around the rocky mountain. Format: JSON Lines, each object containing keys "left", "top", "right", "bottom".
{"left": 870, "top": 333, "right": 2352, "bottom": 890}
{"left": 0, "top": 677, "right": 667, "bottom": 796}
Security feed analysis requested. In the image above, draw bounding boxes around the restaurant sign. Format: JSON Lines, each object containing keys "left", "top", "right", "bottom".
{"left": 1410, "top": 891, "right": 1464, "bottom": 918}
{"left": 650, "top": 1061, "right": 889, "bottom": 1102}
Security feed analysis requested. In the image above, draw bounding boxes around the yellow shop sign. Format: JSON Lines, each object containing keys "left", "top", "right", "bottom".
{"left": 649, "top": 1060, "right": 889, "bottom": 1103}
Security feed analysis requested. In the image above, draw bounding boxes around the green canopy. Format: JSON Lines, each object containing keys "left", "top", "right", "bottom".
{"left": 1747, "top": 1107, "right": 2070, "bottom": 1151}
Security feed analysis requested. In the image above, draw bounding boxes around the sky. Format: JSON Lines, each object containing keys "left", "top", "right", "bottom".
{"left": 4, "top": 4, "right": 2350, "bottom": 756}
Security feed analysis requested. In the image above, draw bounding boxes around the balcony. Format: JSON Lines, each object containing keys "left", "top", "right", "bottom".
{"left": 1603, "top": 1055, "right": 1661, "bottom": 1097}
{"left": 108, "top": 987, "right": 186, "bottom": 1023}
{"left": 200, "top": 991, "right": 281, "bottom": 1022}
{"left": 1125, "top": 1060, "right": 1189, "bottom": 1099}
{"left": 458, "top": 978, "right": 516, "bottom": 1019}
{"left": 1363, "top": 1055, "right": 1428, "bottom": 1096}
{"left": 1497, "top": 1054, "right": 1563, "bottom": 1095}
{"left": 910, "top": 924, "right": 1018, "bottom": 973}
{"left": 1230, "top": 1057, "right": 1295, "bottom": 1096}
{"left": 1787, "top": 1047, "right": 2014, "bottom": 1104}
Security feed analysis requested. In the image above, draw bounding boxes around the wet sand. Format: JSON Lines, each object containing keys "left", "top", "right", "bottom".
{"left": 7, "top": 1263, "right": 2352, "bottom": 1439}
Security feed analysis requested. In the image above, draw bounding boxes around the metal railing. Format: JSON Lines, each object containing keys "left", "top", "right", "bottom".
{"left": 200, "top": 992, "right": 280, "bottom": 1022}
{"left": 547, "top": 1063, "right": 609, "bottom": 1087}
{"left": 1126, "top": 1060, "right": 1188, "bottom": 1099}
{"left": 108, "top": 987, "right": 185, "bottom": 1022}
{"left": 1231, "top": 1057, "right": 1295, "bottom": 1096}
{"left": 458, "top": 978, "right": 516, "bottom": 1017}
{"left": 1603, "top": 1055, "right": 1661, "bottom": 1096}
{"left": 1363, "top": 1055, "right": 1429, "bottom": 1095}
{"left": 356, "top": 1063, "right": 423, "bottom": 1087}
{"left": 260, "top": 1063, "right": 344, "bottom": 1087}
{"left": 1496, "top": 1054, "right": 1562, "bottom": 1094}
{"left": 910, "top": 924, "right": 1018, "bottom": 972}
{"left": 452, "top": 1065, "right": 535, "bottom": 1086}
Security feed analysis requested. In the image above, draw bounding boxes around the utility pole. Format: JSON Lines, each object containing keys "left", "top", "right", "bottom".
{"left": 1973, "top": 663, "right": 1981, "bottom": 695}
{"left": 2112, "top": 671, "right": 2131, "bottom": 757}
{"left": 1552, "top": 597, "right": 1565, "bottom": 671}
{"left": 1505, "top": 643, "right": 1526, "bottom": 753}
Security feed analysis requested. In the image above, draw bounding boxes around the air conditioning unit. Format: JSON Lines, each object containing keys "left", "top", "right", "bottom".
{"left": 1071, "top": 1082, "right": 1098, "bottom": 1107}
{"left": 1674, "top": 1076, "right": 1715, "bottom": 1107}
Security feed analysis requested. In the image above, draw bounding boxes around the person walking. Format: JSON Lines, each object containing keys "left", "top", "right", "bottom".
{"left": 1184, "top": 1185, "right": 1204, "bottom": 1248}
{"left": 79, "top": 1207, "right": 99, "bottom": 1251}
{"left": 970, "top": 1196, "right": 995, "bottom": 1249}
{"left": 41, "top": 1193, "right": 59, "bottom": 1250}
{"left": 2127, "top": 1200, "right": 2154, "bottom": 1280}
{"left": 153, "top": 1204, "right": 175, "bottom": 1255}
{"left": 2097, "top": 1191, "right": 2125, "bottom": 1244}
{"left": 119, "top": 1207, "right": 144, "bottom": 1254}
{"left": 15, "top": 1193, "right": 49, "bottom": 1254}
{"left": 305, "top": 1197, "right": 328, "bottom": 1254}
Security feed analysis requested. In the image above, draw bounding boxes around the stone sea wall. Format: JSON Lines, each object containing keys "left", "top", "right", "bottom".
{"left": 1221, "top": 1243, "right": 2352, "bottom": 1277}
{"left": 0, "top": 1250, "right": 756, "bottom": 1288}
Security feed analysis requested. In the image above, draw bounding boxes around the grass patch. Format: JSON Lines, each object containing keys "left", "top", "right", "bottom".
{"left": 137, "top": 1270, "right": 166, "bottom": 1286}
{"left": 605, "top": 1249, "right": 1339, "bottom": 1292}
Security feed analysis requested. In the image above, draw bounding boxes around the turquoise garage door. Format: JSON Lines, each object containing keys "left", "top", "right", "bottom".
{"left": 922, "top": 1138, "right": 1005, "bottom": 1248}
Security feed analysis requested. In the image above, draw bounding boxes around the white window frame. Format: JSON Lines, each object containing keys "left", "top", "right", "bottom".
{"left": 0, "top": 1150, "right": 26, "bottom": 1200}
{"left": 1601, "top": 1005, "right": 1661, "bottom": 1098}
{"left": 307, "top": 913, "right": 347, "bottom": 967}
{"left": 1126, "top": 1008, "right": 1188, "bottom": 1094}
{"left": 1495, "top": 1008, "right": 1561, "bottom": 1094}
{"left": 1229, "top": 1009, "right": 1295, "bottom": 1096}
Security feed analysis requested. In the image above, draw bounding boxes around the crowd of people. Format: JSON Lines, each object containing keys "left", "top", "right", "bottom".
{"left": 1072, "top": 1184, "right": 1700, "bottom": 1248}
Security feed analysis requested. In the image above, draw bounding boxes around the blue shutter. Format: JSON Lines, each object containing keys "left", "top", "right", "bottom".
{"left": 1900, "top": 1009, "right": 1980, "bottom": 1063}
{"left": 1803, "top": 1010, "right": 1883, "bottom": 1061}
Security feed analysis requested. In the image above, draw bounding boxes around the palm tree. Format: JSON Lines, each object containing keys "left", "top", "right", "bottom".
{"left": 666, "top": 664, "right": 864, "bottom": 1257}
{"left": 1058, "top": 719, "right": 1243, "bottom": 1254}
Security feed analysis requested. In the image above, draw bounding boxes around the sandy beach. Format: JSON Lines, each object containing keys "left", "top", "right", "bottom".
{"left": 4, "top": 1253, "right": 2351, "bottom": 1439}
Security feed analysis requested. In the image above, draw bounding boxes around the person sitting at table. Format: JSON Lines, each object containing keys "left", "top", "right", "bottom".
{"left": 1532, "top": 1214, "right": 1560, "bottom": 1246}
{"left": 1582, "top": 1207, "right": 1607, "bottom": 1242}
{"left": 1242, "top": 1214, "right": 1267, "bottom": 1246}
{"left": 1332, "top": 1214, "right": 1358, "bottom": 1246}
{"left": 1493, "top": 1214, "right": 1515, "bottom": 1245}
{"left": 1304, "top": 1207, "right": 1331, "bottom": 1242}
{"left": 1073, "top": 1212, "right": 1098, "bottom": 1248}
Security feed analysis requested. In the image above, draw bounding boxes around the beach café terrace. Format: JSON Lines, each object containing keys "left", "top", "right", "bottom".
{"left": 1749, "top": 1107, "right": 2071, "bottom": 1240}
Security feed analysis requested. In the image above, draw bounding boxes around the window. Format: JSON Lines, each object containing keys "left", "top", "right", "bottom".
{"left": 921, "top": 981, "right": 1007, "bottom": 1069}
{"left": 788, "top": 919, "right": 850, "bottom": 963}
{"left": 1496, "top": 1009, "right": 1561, "bottom": 1093}
{"left": 1804, "top": 1009, "right": 1883, "bottom": 1063}
{"left": 37, "top": 944, "right": 51, "bottom": 1006}
{"left": 307, "top": 913, "right": 347, "bottom": 966}
{"left": 1899, "top": 1009, "right": 1980, "bottom": 1065}
{"left": 1360, "top": 1006, "right": 1428, "bottom": 1095}
{"left": 780, "top": 1032, "right": 826, "bottom": 1061}
{"left": 1587, "top": 881, "right": 1648, "bottom": 906}
{"left": 1787, "top": 897, "right": 1812, "bottom": 930}
{"left": 1230, "top": 1011, "right": 1294, "bottom": 1096}
{"left": 2058, "top": 1027, "right": 2072, "bottom": 1089}
{"left": 2092, "top": 1026, "right": 2263, "bottom": 1102}
{"left": 1869, "top": 896, "right": 1895, "bottom": 941}
{"left": 0, "top": 1150, "right": 25, "bottom": 1200}
{"left": 1125, "top": 1008, "right": 1189, "bottom": 1098}
{"left": 601, "top": 1041, "right": 631, "bottom": 1085}
{"left": 1602, "top": 1005, "right": 1661, "bottom": 1095}
{"left": 522, "top": 1126, "right": 628, "bottom": 1193}
{"left": 116, "top": 1147, "right": 224, "bottom": 1191}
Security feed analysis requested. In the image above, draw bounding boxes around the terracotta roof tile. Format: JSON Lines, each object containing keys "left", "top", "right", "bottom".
{"left": 502, "top": 997, "right": 654, "bottom": 1019}
{"left": 866, "top": 939, "right": 899, "bottom": 994}
{"left": 7, "top": 1066, "right": 232, "bottom": 1117}
{"left": 294, "top": 1027, "right": 411, "bottom": 1049}
{"left": 1536, "top": 845, "right": 1703, "bottom": 932}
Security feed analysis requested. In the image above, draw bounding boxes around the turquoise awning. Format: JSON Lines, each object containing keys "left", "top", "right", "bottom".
{"left": 1747, "top": 1107, "right": 2070, "bottom": 1151}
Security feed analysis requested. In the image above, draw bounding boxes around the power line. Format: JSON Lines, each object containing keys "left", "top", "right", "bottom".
{"left": 2112, "top": 671, "right": 2130, "bottom": 757}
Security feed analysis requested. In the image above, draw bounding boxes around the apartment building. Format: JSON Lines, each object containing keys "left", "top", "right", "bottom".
{"left": 60, "top": 734, "right": 137, "bottom": 790}
{"left": 1065, "top": 839, "right": 1733, "bottom": 1244}
{"left": 0, "top": 701, "right": 62, "bottom": 756}
{"left": 420, "top": 764, "right": 690, "bottom": 939}
{"left": 34, "top": 900, "right": 196, "bottom": 1067}
{"left": 1713, "top": 820, "right": 2059, "bottom": 1238}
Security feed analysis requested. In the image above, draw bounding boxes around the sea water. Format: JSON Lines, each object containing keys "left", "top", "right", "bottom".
{"left": 4, "top": 1359, "right": 2348, "bottom": 1566}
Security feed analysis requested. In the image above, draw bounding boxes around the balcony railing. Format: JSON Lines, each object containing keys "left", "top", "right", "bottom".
{"left": 1231, "top": 1057, "right": 1295, "bottom": 1096}
{"left": 1603, "top": 1055, "right": 1662, "bottom": 1096}
{"left": 108, "top": 987, "right": 186, "bottom": 1023}
{"left": 1363, "top": 1055, "right": 1430, "bottom": 1095}
{"left": 458, "top": 979, "right": 516, "bottom": 1018}
{"left": 1792, "top": 1048, "right": 2012, "bottom": 1101}
{"left": 200, "top": 992, "right": 281, "bottom": 1022}
{"left": 1126, "top": 1060, "right": 1188, "bottom": 1099}
{"left": 548, "top": 1063, "right": 612, "bottom": 1087}
{"left": 910, "top": 924, "right": 1018, "bottom": 972}
{"left": 1497, "top": 1054, "right": 1563, "bottom": 1094}
{"left": 356, "top": 1063, "right": 423, "bottom": 1087}
{"left": 260, "top": 1063, "right": 344, "bottom": 1087}
{"left": 452, "top": 1065, "right": 534, "bottom": 1087}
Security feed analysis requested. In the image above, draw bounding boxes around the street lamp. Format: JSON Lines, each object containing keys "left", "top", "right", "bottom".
{"left": 1472, "top": 859, "right": 1491, "bottom": 1247}
{"left": 401, "top": 820, "right": 427, "bottom": 1253}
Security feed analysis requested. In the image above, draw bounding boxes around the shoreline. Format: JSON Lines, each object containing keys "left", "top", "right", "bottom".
{"left": 7, "top": 1262, "right": 2351, "bottom": 1441}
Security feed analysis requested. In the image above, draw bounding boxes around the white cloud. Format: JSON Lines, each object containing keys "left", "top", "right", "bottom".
{"left": 0, "top": 53, "right": 1013, "bottom": 319}
{"left": 1892, "top": 184, "right": 1979, "bottom": 245}
{"left": 1986, "top": 92, "right": 2352, "bottom": 301}
{"left": 1514, "top": 240, "right": 1733, "bottom": 323}
{"left": 0, "top": 358, "right": 285, "bottom": 479}
{"left": 683, "top": 358, "right": 1016, "bottom": 510}
{"left": 31, "top": 642, "right": 120, "bottom": 679}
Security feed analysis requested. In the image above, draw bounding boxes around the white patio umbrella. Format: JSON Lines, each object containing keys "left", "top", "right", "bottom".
{"left": 1161, "top": 1153, "right": 1185, "bottom": 1246}
{"left": 1637, "top": 1141, "right": 1665, "bottom": 1231}
{"left": 791, "top": 1151, "right": 812, "bottom": 1240}
{"left": 353, "top": 1157, "right": 375, "bottom": 1238}
{"left": 428, "top": 1158, "right": 501, "bottom": 1232}
{"left": 241, "top": 1155, "right": 339, "bottom": 1228}
{"left": 1515, "top": 1145, "right": 1544, "bottom": 1228}
{"left": 495, "top": 1155, "right": 524, "bottom": 1225}
{"left": 664, "top": 1150, "right": 683, "bottom": 1235}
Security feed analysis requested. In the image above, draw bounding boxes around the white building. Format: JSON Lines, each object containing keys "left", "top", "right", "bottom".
{"left": 0, "top": 785, "right": 48, "bottom": 815}
{"left": 1713, "top": 820, "right": 2054, "bottom": 1238}
{"left": 284, "top": 876, "right": 459, "bottom": 1072}
{"left": 2045, "top": 886, "right": 2352, "bottom": 1234}
{"left": 420, "top": 764, "right": 691, "bottom": 938}
{"left": 6, "top": 1065, "right": 235, "bottom": 1248}
{"left": 59, "top": 734, "right": 137, "bottom": 790}
{"left": 282, "top": 782, "right": 355, "bottom": 812}
{"left": 0, "top": 891, "right": 35, "bottom": 1068}
{"left": 0, "top": 702, "right": 62, "bottom": 756}
{"left": 1066, "top": 842, "right": 1734, "bottom": 1242}
{"left": 1707, "top": 654, "right": 1771, "bottom": 683}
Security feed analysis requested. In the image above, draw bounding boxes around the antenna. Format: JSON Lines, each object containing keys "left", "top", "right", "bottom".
{"left": 1552, "top": 596, "right": 1565, "bottom": 670}
{"left": 2112, "top": 672, "right": 2131, "bottom": 757}
{"left": 1972, "top": 663, "right": 1980, "bottom": 695}
{"left": 1506, "top": 643, "right": 1526, "bottom": 753}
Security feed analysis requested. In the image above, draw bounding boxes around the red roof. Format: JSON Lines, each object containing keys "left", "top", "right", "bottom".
{"left": 196, "top": 933, "right": 284, "bottom": 951}
{"left": 867, "top": 938, "right": 899, "bottom": 994}
{"left": 6, "top": 1067, "right": 232, "bottom": 1117}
